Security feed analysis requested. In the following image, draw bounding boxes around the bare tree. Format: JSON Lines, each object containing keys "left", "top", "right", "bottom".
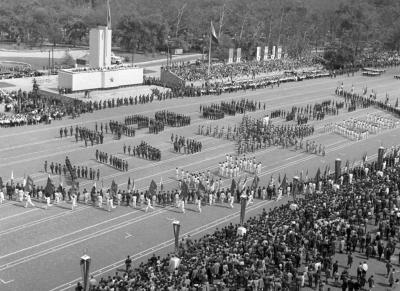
{"left": 175, "top": 2, "right": 187, "bottom": 38}
{"left": 218, "top": 1, "right": 226, "bottom": 38}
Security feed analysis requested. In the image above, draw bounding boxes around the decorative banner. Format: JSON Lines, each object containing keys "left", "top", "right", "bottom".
{"left": 271, "top": 46, "right": 276, "bottom": 60}
{"left": 256, "top": 46, "right": 261, "bottom": 61}
{"left": 264, "top": 46, "right": 269, "bottom": 61}
{"left": 228, "top": 48, "right": 234, "bottom": 63}
{"left": 172, "top": 220, "right": 180, "bottom": 253}
{"left": 335, "top": 159, "right": 342, "bottom": 181}
{"left": 240, "top": 197, "right": 246, "bottom": 225}
{"left": 277, "top": 46, "right": 282, "bottom": 59}
{"left": 80, "top": 254, "right": 91, "bottom": 291}
{"left": 236, "top": 48, "right": 242, "bottom": 63}
{"left": 378, "top": 147, "right": 385, "bottom": 170}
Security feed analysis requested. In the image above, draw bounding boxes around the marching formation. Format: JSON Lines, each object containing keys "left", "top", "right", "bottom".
{"left": 154, "top": 110, "right": 191, "bottom": 127}
{"left": 129, "top": 141, "right": 162, "bottom": 161}
{"left": 171, "top": 134, "right": 202, "bottom": 154}
{"left": 96, "top": 150, "right": 128, "bottom": 172}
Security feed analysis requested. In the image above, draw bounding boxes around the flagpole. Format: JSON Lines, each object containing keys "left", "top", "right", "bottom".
{"left": 208, "top": 31, "right": 212, "bottom": 77}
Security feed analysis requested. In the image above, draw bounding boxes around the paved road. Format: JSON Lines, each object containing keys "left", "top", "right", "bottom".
{"left": 0, "top": 69, "right": 399, "bottom": 290}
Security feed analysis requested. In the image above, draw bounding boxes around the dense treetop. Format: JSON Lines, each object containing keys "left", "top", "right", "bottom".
{"left": 1, "top": 0, "right": 399, "bottom": 58}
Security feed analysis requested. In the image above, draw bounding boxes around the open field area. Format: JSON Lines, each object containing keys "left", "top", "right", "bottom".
{"left": 0, "top": 69, "right": 400, "bottom": 291}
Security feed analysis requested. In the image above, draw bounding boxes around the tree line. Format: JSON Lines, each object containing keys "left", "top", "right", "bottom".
{"left": 0, "top": 0, "right": 399, "bottom": 59}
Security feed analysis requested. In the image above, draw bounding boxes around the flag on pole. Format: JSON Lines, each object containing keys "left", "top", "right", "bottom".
{"left": 0, "top": 176, "right": 3, "bottom": 188}
{"left": 395, "top": 98, "right": 399, "bottom": 108}
{"left": 44, "top": 175, "right": 55, "bottom": 197}
{"left": 240, "top": 197, "right": 246, "bottom": 225}
{"left": 172, "top": 220, "right": 180, "bottom": 254}
{"left": 149, "top": 179, "right": 157, "bottom": 196}
{"left": 111, "top": 180, "right": 118, "bottom": 196}
{"left": 127, "top": 177, "right": 131, "bottom": 190}
{"left": 106, "top": 0, "right": 112, "bottom": 28}
{"left": 10, "top": 170, "right": 14, "bottom": 186}
{"left": 239, "top": 176, "right": 248, "bottom": 193}
{"left": 230, "top": 178, "right": 237, "bottom": 194}
{"left": 280, "top": 174, "right": 287, "bottom": 189}
{"left": 25, "top": 175, "right": 34, "bottom": 192}
{"left": 198, "top": 181, "right": 206, "bottom": 197}
{"left": 160, "top": 177, "right": 164, "bottom": 192}
{"left": 23, "top": 173, "right": 26, "bottom": 187}
{"left": 315, "top": 168, "right": 321, "bottom": 190}
{"left": 132, "top": 178, "right": 135, "bottom": 191}
{"left": 210, "top": 21, "right": 219, "bottom": 44}
{"left": 181, "top": 180, "right": 188, "bottom": 199}
{"left": 251, "top": 174, "right": 260, "bottom": 190}
{"left": 362, "top": 152, "right": 368, "bottom": 163}
{"left": 278, "top": 173, "right": 281, "bottom": 185}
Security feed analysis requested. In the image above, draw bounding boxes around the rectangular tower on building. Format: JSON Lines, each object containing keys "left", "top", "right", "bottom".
{"left": 89, "top": 26, "right": 112, "bottom": 68}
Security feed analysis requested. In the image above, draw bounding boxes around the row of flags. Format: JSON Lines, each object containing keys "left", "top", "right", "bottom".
{"left": 2, "top": 152, "right": 371, "bottom": 196}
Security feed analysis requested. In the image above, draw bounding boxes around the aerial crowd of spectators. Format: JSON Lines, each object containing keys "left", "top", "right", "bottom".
{"left": 80, "top": 146, "right": 400, "bottom": 291}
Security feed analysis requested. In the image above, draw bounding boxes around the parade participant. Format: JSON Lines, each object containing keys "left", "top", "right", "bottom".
{"left": 44, "top": 196, "right": 52, "bottom": 210}
{"left": 131, "top": 192, "right": 137, "bottom": 209}
{"left": 209, "top": 191, "right": 214, "bottom": 206}
{"left": 0, "top": 188, "right": 4, "bottom": 204}
{"left": 71, "top": 192, "right": 77, "bottom": 210}
{"left": 180, "top": 198, "right": 185, "bottom": 214}
{"left": 97, "top": 193, "right": 103, "bottom": 208}
{"left": 18, "top": 188, "right": 24, "bottom": 202}
{"left": 24, "top": 192, "right": 35, "bottom": 208}
{"left": 145, "top": 196, "right": 154, "bottom": 212}
{"left": 54, "top": 191, "right": 61, "bottom": 204}
{"left": 196, "top": 194, "right": 202, "bottom": 213}
{"left": 84, "top": 189, "right": 89, "bottom": 204}
{"left": 246, "top": 190, "right": 254, "bottom": 207}
{"left": 228, "top": 191, "right": 234, "bottom": 208}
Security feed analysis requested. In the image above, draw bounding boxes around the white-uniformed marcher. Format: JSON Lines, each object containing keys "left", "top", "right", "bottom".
{"left": 71, "top": 193, "right": 77, "bottom": 210}
{"left": 145, "top": 196, "right": 154, "bottom": 212}
{"left": 0, "top": 189, "right": 4, "bottom": 204}
{"left": 24, "top": 193, "right": 35, "bottom": 208}
{"left": 44, "top": 196, "right": 52, "bottom": 210}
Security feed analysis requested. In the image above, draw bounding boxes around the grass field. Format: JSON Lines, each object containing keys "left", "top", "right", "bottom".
{"left": 0, "top": 69, "right": 400, "bottom": 290}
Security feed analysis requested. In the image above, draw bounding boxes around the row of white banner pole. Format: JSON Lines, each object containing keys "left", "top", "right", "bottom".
{"left": 227, "top": 46, "right": 283, "bottom": 63}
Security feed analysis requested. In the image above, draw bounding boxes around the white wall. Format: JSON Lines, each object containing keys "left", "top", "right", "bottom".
{"left": 58, "top": 67, "right": 144, "bottom": 91}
